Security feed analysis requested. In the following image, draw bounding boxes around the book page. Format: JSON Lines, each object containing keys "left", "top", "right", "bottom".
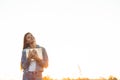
{"left": 26, "top": 48, "right": 43, "bottom": 60}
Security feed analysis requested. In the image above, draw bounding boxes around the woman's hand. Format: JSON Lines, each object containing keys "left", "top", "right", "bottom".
{"left": 32, "top": 49, "right": 42, "bottom": 61}
{"left": 33, "top": 53, "right": 43, "bottom": 67}
{"left": 31, "top": 49, "right": 39, "bottom": 60}
{"left": 32, "top": 54, "right": 38, "bottom": 60}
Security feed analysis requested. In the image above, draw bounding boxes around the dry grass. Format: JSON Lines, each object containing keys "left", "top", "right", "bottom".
{"left": 42, "top": 75, "right": 118, "bottom": 80}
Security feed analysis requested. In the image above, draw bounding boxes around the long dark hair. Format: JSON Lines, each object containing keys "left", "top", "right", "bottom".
{"left": 23, "top": 32, "right": 32, "bottom": 49}
{"left": 21, "top": 32, "right": 32, "bottom": 70}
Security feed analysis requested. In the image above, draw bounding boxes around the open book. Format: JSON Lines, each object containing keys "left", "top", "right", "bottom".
{"left": 26, "top": 48, "right": 43, "bottom": 71}
{"left": 26, "top": 48, "right": 43, "bottom": 60}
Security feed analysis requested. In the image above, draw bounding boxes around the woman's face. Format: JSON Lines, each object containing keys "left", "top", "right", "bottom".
{"left": 26, "top": 33, "right": 35, "bottom": 44}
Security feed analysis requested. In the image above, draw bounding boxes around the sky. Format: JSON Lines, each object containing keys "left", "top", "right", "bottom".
{"left": 0, "top": 0, "right": 120, "bottom": 79}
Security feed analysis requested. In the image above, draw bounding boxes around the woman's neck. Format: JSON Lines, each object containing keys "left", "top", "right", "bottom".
{"left": 29, "top": 42, "right": 36, "bottom": 48}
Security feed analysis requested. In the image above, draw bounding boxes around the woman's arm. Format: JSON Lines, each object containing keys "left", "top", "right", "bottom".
{"left": 42, "top": 47, "right": 48, "bottom": 68}
{"left": 34, "top": 47, "right": 48, "bottom": 68}
{"left": 21, "top": 49, "right": 30, "bottom": 69}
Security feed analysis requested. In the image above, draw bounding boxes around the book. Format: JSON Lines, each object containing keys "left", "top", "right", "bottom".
{"left": 26, "top": 48, "right": 43, "bottom": 71}
{"left": 26, "top": 48, "right": 43, "bottom": 60}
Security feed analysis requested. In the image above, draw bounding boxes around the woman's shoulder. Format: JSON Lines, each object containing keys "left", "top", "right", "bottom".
{"left": 36, "top": 45, "right": 44, "bottom": 48}
{"left": 22, "top": 47, "right": 30, "bottom": 52}
{"left": 36, "top": 45, "right": 46, "bottom": 50}
{"left": 22, "top": 49, "right": 27, "bottom": 54}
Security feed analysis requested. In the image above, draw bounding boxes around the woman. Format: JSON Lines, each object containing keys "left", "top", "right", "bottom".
{"left": 21, "top": 32, "right": 48, "bottom": 80}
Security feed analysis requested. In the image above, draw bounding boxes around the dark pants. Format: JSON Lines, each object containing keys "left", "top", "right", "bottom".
{"left": 23, "top": 71, "right": 42, "bottom": 80}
